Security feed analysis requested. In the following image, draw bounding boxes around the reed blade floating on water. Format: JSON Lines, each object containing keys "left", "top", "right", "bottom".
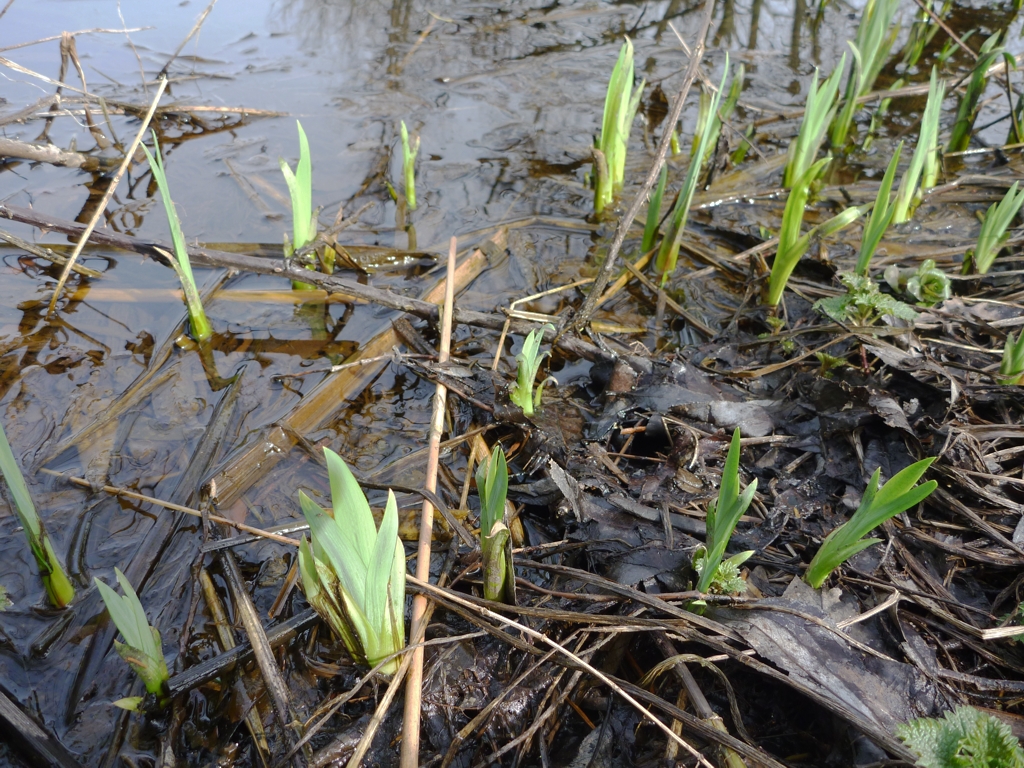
{"left": 297, "top": 449, "right": 406, "bottom": 675}
{"left": 0, "top": 419, "right": 74, "bottom": 608}
{"left": 594, "top": 37, "right": 644, "bottom": 215}
{"left": 892, "top": 67, "right": 945, "bottom": 224}
{"left": 967, "top": 181, "right": 1024, "bottom": 274}
{"left": 141, "top": 133, "right": 213, "bottom": 343}
{"left": 476, "top": 445, "right": 515, "bottom": 605}
{"left": 655, "top": 55, "right": 730, "bottom": 281}
{"left": 829, "top": 0, "right": 901, "bottom": 148}
{"left": 856, "top": 142, "right": 902, "bottom": 275}
{"left": 400, "top": 120, "right": 420, "bottom": 211}
{"left": 805, "top": 458, "right": 936, "bottom": 588}
{"left": 94, "top": 568, "right": 169, "bottom": 710}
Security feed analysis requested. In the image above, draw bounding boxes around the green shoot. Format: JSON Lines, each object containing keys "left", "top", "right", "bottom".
{"left": 510, "top": 324, "right": 554, "bottom": 417}
{"left": 695, "top": 428, "right": 757, "bottom": 594}
{"left": 815, "top": 272, "right": 916, "bottom": 325}
{"left": 997, "top": 332, "right": 1024, "bottom": 385}
{"left": 883, "top": 259, "right": 951, "bottom": 307}
{"left": 898, "top": 0, "right": 949, "bottom": 73}
{"left": 280, "top": 121, "right": 318, "bottom": 289}
{"left": 856, "top": 142, "right": 903, "bottom": 275}
{"left": 594, "top": 38, "right": 645, "bottom": 214}
{"left": 767, "top": 160, "right": 864, "bottom": 306}
{"left": 892, "top": 68, "right": 945, "bottom": 224}
{"left": 948, "top": 33, "right": 1014, "bottom": 153}
{"left": 297, "top": 449, "right": 406, "bottom": 675}
{"left": 783, "top": 58, "right": 845, "bottom": 189}
{"left": 656, "top": 55, "right": 730, "bottom": 281}
{"left": 94, "top": 568, "right": 169, "bottom": 709}
{"left": 830, "top": 0, "right": 901, "bottom": 148}
{"left": 693, "top": 61, "right": 744, "bottom": 166}
{"left": 805, "top": 458, "right": 936, "bottom": 588}
{"left": 641, "top": 164, "right": 668, "bottom": 256}
{"left": 0, "top": 419, "right": 74, "bottom": 608}
{"left": 476, "top": 446, "right": 515, "bottom": 604}
{"left": 897, "top": 705, "right": 1024, "bottom": 768}
{"left": 966, "top": 182, "right": 1024, "bottom": 274}
{"left": 141, "top": 134, "right": 213, "bottom": 344}
{"left": 400, "top": 120, "right": 420, "bottom": 211}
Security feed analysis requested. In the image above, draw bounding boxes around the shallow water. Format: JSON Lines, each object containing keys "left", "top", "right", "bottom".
{"left": 1, "top": 0, "right": 1022, "bottom": 764}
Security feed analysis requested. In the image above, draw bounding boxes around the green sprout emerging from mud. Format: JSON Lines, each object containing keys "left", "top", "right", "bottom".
{"left": 857, "top": 142, "right": 902, "bottom": 276}
{"left": 94, "top": 568, "right": 169, "bottom": 710}
{"left": 655, "top": 56, "right": 730, "bottom": 282}
{"left": 594, "top": 37, "right": 644, "bottom": 215}
{"left": 695, "top": 428, "right": 756, "bottom": 595}
{"left": 142, "top": 133, "right": 213, "bottom": 344}
{"left": 884, "top": 259, "right": 951, "bottom": 307}
{"left": 641, "top": 164, "right": 668, "bottom": 256}
{"left": 476, "top": 446, "right": 515, "bottom": 605}
{"left": 400, "top": 120, "right": 420, "bottom": 211}
{"left": 280, "top": 120, "right": 318, "bottom": 289}
{"left": 997, "top": 332, "right": 1024, "bottom": 386}
{"left": 829, "top": 0, "right": 900, "bottom": 148}
{"left": 815, "top": 272, "right": 916, "bottom": 326}
{"left": 966, "top": 182, "right": 1024, "bottom": 275}
{"left": 298, "top": 449, "right": 406, "bottom": 675}
{"left": 805, "top": 458, "right": 936, "bottom": 589}
{"left": 510, "top": 324, "right": 554, "bottom": 417}
{"left": 0, "top": 419, "right": 74, "bottom": 608}
{"left": 893, "top": 68, "right": 945, "bottom": 225}
{"left": 897, "top": 705, "right": 1024, "bottom": 768}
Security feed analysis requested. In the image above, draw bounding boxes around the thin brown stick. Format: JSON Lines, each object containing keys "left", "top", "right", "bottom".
{"left": 571, "top": 0, "right": 716, "bottom": 332}
{"left": 400, "top": 236, "right": 457, "bottom": 768}
{"left": 47, "top": 75, "right": 167, "bottom": 314}
{"left": 159, "top": 0, "right": 219, "bottom": 78}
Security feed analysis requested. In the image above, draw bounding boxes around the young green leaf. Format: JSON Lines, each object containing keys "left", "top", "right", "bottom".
{"left": 695, "top": 428, "right": 757, "bottom": 594}
{"left": 475, "top": 446, "right": 515, "bottom": 604}
{"left": 595, "top": 38, "right": 645, "bottom": 214}
{"left": 783, "top": 58, "right": 845, "bottom": 189}
{"left": 641, "top": 164, "right": 668, "bottom": 256}
{"left": 998, "top": 332, "right": 1024, "bottom": 385}
{"left": 898, "top": 705, "right": 1024, "bottom": 768}
{"left": 400, "top": 120, "right": 420, "bottom": 211}
{"left": 892, "top": 68, "right": 945, "bottom": 224}
{"left": 967, "top": 182, "right": 1024, "bottom": 275}
{"left": 510, "top": 325, "right": 554, "bottom": 416}
{"left": 142, "top": 133, "right": 213, "bottom": 343}
{"left": 806, "top": 458, "right": 937, "bottom": 588}
{"left": 857, "top": 142, "right": 902, "bottom": 275}
{"left": 0, "top": 419, "right": 74, "bottom": 608}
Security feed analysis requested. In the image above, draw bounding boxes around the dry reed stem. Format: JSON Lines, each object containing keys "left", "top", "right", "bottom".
{"left": 400, "top": 236, "right": 457, "bottom": 768}
{"left": 47, "top": 75, "right": 168, "bottom": 314}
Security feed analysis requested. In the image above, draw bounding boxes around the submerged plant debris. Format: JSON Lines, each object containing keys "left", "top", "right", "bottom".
{"left": 1, "top": 1, "right": 1024, "bottom": 767}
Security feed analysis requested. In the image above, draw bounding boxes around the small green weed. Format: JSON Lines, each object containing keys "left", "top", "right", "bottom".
{"left": 805, "top": 458, "right": 936, "bottom": 588}
{"left": 94, "top": 568, "right": 169, "bottom": 710}
{"left": 0, "top": 419, "right": 74, "bottom": 608}
{"left": 966, "top": 182, "right": 1024, "bottom": 275}
{"left": 897, "top": 705, "right": 1024, "bottom": 768}
{"left": 883, "top": 259, "right": 951, "bottom": 307}
{"left": 594, "top": 38, "right": 644, "bottom": 215}
{"left": 142, "top": 133, "right": 213, "bottom": 343}
{"left": 297, "top": 449, "right": 406, "bottom": 674}
{"left": 695, "top": 428, "right": 757, "bottom": 594}
{"left": 815, "top": 272, "right": 916, "bottom": 325}
{"left": 510, "top": 324, "right": 554, "bottom": 417}
{"left": 476, "top": 446, "right": 515, "bottom": 604}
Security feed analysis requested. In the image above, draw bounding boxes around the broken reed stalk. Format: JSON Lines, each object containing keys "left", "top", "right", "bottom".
{"left": 572, "top": 0, "right": 715, "bottom": 332}
{"left": 400, "top": 236, "right": 456, "bottom": 768}
{"left": 47, "top": 75, "right": 168, "bottom": 315}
